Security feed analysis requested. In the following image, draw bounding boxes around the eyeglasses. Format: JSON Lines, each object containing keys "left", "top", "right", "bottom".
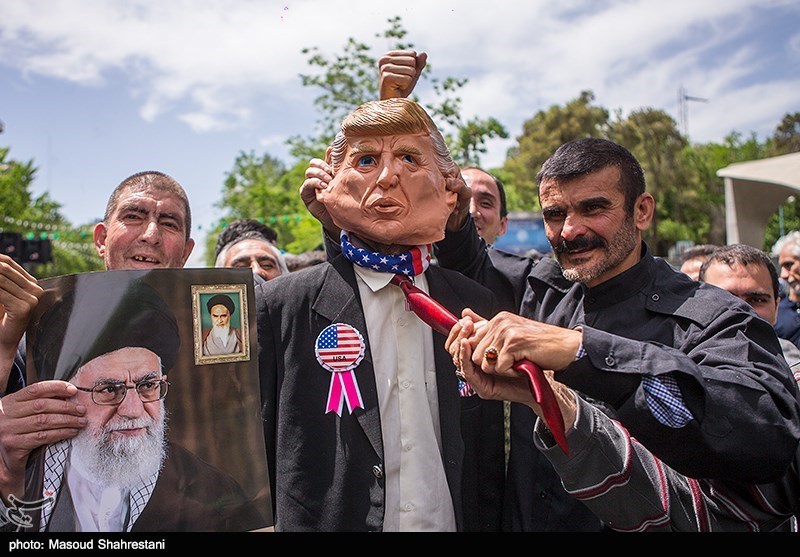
{"left": 73, "top": 378, "right": 170, "bottom": 406}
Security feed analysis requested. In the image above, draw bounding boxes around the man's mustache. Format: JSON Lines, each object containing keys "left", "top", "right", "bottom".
{"left": 553, "top": 235, "right": 607, "bottom": 254}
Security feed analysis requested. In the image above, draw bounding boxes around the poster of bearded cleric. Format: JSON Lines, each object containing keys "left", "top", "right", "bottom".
{"left": 18, "top": 268, "right": 273, "bottom": 533}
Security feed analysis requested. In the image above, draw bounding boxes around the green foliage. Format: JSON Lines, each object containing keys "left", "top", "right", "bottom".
{"left": 288, "top": 16, "right": 413, "bottom": 159}
{"left": 6, "top": 16, "right": 799, "bottom": 271}
{"left": 218, "top": 15, "right": 509, "bottom": 261}
{"left": 502, "top": 91, "right": 610, "bottom": 212}
{"left": 290, "top": 16, "right": 506, "bottom": 169}
{"left": 609, "top": 108, "right": 688, "bottom": 254}
{"left": 766, "top": 112, "right": 800, "bottom": 156}
{"left": 0, "top": 147, "right": 100, "bottom": 278}
{"left": 204, "top": 153, "right": 323, "bottom": 265}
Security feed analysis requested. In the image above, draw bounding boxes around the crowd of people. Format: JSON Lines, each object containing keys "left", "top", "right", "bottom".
{"left": 1, "top": 49, "right": 799, "bottom": 533}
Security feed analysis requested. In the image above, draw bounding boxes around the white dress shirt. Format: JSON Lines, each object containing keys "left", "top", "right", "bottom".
{"left": 352, "top": 265, "right": 456, "bottom": 532}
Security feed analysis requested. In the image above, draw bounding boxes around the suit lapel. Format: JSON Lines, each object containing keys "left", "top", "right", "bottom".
{"left": 312, "top": 257, "right": 383, "bottom": 459}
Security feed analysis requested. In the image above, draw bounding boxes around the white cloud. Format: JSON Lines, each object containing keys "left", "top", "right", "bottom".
{"left": 1, "top": 0, "right": 799, "bottom": 231}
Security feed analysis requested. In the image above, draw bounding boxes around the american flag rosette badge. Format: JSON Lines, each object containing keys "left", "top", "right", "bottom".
{"left": 315, "top": 323, "right": 366, "bottom": 416}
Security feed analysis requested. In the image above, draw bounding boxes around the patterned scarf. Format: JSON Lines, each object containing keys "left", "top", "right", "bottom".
{"left": 340, "top": 231, "right": 431, "bottom": 276}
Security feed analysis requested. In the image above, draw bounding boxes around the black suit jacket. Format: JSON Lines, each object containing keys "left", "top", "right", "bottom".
{"left": 256, "top": 255, "right": 501, "bottom": 531}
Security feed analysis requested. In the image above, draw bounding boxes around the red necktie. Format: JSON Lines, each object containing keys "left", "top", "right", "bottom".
{"left": 390, "top": 274, "right": 568, "bottom": 454}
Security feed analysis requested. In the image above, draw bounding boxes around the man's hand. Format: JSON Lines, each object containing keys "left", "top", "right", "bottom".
{"left": 453, "top": 309, "right": 583, "bottom": 374}
{"left": 379, "top": 50, "right": 427, "bottom": 100}
{"left": 299, "top": 158, "right": 340, "bottom": 238}
{"left": 444, "top": 171, "right": 472, "bottom": 232}
{"left": 446, "top": 309, "right": 578, "bottom": 428}
{"left": 0, "top": 256, "right": 43, "bottom": 389}
{"left": 0, "top": 381, "right": 87, "bottom": 503}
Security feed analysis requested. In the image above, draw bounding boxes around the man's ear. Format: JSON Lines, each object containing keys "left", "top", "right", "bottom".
{"left": 635, "top": 192, "right": 655, "bottom": 231}
{"left": 325, "top": 146, "right": 333, "bottom": 166}
{"left": 180, "top": 238, "right": 195, "bottom": 266}
{"left": 93, "top": 222, "right": 108, "bottom": 258}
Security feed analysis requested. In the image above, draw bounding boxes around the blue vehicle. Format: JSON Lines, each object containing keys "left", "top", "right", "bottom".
{"left": 492, "top": 211, "right": 552, "bottom": 257}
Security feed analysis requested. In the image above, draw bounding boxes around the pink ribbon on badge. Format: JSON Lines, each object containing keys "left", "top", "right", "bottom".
{"left": 315, "top": 323, "right": 366, "bottom": 416}
{"left": 325, "top": 370, "right": 364, "bottom": 415}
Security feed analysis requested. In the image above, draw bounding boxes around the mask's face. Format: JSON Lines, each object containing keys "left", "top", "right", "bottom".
{"left": 318, "top": 132, "right": 457, "bottom": 247}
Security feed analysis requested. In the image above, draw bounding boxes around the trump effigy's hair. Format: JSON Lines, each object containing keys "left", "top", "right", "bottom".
{"left": 327, "top": 98, "right": 456, "bottom": 178}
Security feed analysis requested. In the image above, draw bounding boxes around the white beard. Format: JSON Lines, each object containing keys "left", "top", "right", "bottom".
{"left": 211, "top": 324, "right": 232, "bottom": 345}
{"left": 70, "top": 404, "right": 168, "bottom": 490}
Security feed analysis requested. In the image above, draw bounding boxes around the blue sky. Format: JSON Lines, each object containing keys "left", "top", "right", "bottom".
{"left": 1, "top": 0, "right": 798, "bottom": 266}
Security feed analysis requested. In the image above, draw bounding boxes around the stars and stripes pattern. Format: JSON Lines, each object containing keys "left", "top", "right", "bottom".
{"left": 340, "top": 231, "right": 431, "bottom": 276}
{"left": 316, "top": 323, "right": 366, "bottom": 416}
{"left": 458, "top": 380, "right": 476, "bottom": 397}
{"left": 315, "top": 323, "right": 365, "bottom": 372}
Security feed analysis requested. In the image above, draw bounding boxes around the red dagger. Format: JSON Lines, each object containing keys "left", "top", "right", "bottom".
{"left": 390, "top": 275, "right": 568, "bottom": 454}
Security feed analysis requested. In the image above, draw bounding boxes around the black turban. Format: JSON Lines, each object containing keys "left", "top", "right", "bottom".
{"left": 206, "top": 294, "right": 235, "bottom": 315}
{"left": 32, "top": 273, "right": 180, "bottom": 381}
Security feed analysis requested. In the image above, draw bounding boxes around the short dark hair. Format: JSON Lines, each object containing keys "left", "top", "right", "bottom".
{"left": 215, "top": 219, "right": 279, "bottom": 259}
{"left": 698, "top": 244, "right": 780, "bottom": 300}
{"left": 681, "top": 244, "right": 718, "bottom": 264}
{"left": 536, "top": 138, "right": 646, "bottom": 216}
{"left": 284, "top": 249, "right": 327, "bottom": 272}
{"left": 463, "top": 167, "right": 507, "bottom": 218}
{"left": 105, "top": 171, "right": 192, "bottom": 241}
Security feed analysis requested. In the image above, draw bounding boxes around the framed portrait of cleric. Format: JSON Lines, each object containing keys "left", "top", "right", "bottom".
{"left": 191, "top": 283, "right": 250, "bottom": 366}
{"left": 21, "top": 268, "right": 272, "bottom": 533}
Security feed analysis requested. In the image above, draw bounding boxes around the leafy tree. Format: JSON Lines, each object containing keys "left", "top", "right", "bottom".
{"left": 682, "top": 132, "right": 769, "bottom": 250}
{"left": 289, "top": 16, "right": 507, "bottom": 168}
{"left": 766, "top": 112, "right": 800, "bottom": 156}
{"left": 213, "top": 15, "right": 510, "bottom": 263}
{"left": 763, "top": 113, "right": 800, "bottom": 249}
{"left": 502, "top": 91, "right": 610, "bottom": 212}
{"left": 610, "top": 108, "right": 688, "bottom": 255}
{"left": 287, "top": 16, "right": 413, "bottom": 161}
{"left": 0, "top": 147, "right": 99, "bottom": 278}
{"left": 204, "top": 152, "right": 319, "bottom": 264}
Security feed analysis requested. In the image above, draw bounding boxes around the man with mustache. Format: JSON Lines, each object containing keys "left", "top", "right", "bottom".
{"left": 448, "top": 243, "right": 800, "bottom": 531}
{"left": 366, "top": 53, "right": 800, "bottom": 491}
{"left": 7, "top": 275, "right": 264, "bottom": 532}
{"left": 442, "top": 137, "right": 800, "bottom": 505}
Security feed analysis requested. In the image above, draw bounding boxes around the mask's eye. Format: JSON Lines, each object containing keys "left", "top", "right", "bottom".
{"left": 356, "top": 154, "right": 377, "bottom": 167}
{"left": 401, "top": 154, "right": 416, "bottom": 164}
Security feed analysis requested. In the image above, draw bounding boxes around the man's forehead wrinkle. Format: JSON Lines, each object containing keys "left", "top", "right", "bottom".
{"left": 118, "top": 202, "right": 149, "bottom": 215}
{"left": 80, "top": 369, "right": 158, "bottom": 385}
{"left": 119, "top": 201, "right": 183, "bottom": 222}
{"left": 118, "top": 199, "right": 184, "bottom": 222}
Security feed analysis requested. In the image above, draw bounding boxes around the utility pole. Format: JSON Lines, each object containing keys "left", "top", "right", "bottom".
{"left": 678, "top": 86, "right": 709, "bottom": 138}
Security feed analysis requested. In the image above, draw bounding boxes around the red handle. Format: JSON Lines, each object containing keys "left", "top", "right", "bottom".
{"left": 394, "top": 277, "right": 568, "bottom": 454}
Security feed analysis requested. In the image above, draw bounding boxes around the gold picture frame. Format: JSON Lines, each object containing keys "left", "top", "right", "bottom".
{"left": 192, "top": 283, "right": 250, "bottom": 365}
